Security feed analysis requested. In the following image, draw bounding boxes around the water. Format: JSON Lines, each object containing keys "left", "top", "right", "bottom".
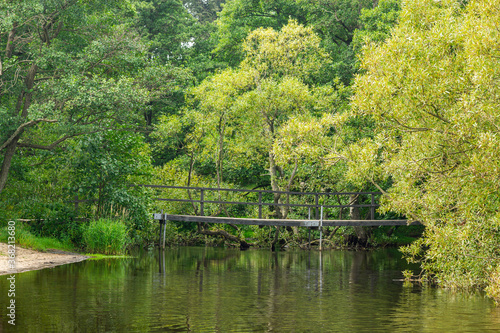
{"left": 0, "top": 247, "right": 499, "bottom": 332}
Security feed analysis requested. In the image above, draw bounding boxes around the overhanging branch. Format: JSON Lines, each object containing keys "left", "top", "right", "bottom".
{"left": 0, "top": 119, "right": 57, "bottom": 151}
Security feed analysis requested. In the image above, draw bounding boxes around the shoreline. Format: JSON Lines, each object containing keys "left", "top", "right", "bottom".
{"left": 0, "top": 243, "right": 89, "bottom": 276}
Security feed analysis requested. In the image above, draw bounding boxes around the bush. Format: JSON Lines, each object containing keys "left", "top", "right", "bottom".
{"left": 82, "top": 219, "right": 129, "bottom": 254}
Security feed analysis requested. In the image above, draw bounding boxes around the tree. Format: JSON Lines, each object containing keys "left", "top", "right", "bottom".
{"left": 191, "top": 21, "right": 332, "bottom": 209}
{"left": 0, "top": 0, "right": 149, "bottom": 193}
{"left": 351, "top": 0, "right": 500, "bottom": 299}
{"left": 136, "top": 0, "right": 196, "bottom": 65}
{"left": 70, "top": 130, "right": 152, "bottom": 227}
{"left": 156, "top": 21, "right": 339, "bottom": 248}
{"left": 183, "top": 0, "right": 225, "bottom": 24}
{"left": 351, "top": 0, "right": 400, "bottom": 54}
{"left": 136, "top": 0, "right": 226, "bottom": 81}
{"left": 214, "top": 0, "right": 379, "bottom": 83}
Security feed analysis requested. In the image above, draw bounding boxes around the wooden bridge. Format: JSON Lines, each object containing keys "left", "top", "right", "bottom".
{"left": 143, "top": 185, "right": 419, "bottom": 248}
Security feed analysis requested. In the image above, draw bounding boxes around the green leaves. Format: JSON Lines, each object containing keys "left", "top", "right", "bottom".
{"left": 241, "top": 20, "right": 330, "bottom": 83}
{"left": 154, "top": 21, "right": 339, "bottom": 190}
{"left": 351, "top": 0, "right": 500, "bottom": 296}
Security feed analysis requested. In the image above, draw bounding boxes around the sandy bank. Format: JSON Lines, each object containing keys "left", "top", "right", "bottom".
{"left": 0, "top": 243, "right": 88, "bottom": 275}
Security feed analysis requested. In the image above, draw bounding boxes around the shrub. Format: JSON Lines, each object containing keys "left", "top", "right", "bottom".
{"left": 82, "top": 219, "right": 129, "bottom": 254}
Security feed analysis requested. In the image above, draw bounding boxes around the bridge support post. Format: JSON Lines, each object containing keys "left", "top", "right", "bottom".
{"left": 156, "top": 210, "right": 167, "bottom": 249}
{"left": 308, "top": 208, "right": 311, "bottom": 250}
{"left": 162, "top": 219, "right": 167, "bottom": 249}
{"left": 319, "top": 206, "right": 323, "bottom": 251}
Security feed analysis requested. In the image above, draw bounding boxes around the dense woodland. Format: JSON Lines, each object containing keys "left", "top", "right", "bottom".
{"left": 1, "top": 0, "right": 500, "bottom": 301}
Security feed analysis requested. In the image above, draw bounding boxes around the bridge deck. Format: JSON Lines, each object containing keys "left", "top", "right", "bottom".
{"left": 157, "top": 214, "right": 418, "bottom": 227}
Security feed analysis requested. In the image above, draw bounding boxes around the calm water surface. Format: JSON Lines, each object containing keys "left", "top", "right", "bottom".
{"left": 0, "top": 247, "right": 499, "bottom": 332}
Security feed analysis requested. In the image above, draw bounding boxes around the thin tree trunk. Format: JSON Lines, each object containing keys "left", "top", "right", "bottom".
{"left": 5, "top": 22, "right": 17, "bottom": 58}
{"left": 268, "top": 151, "right": 282, "bottom": 218}
{"left": 186, "top": 150, "right": 199, "bottom": 215}
{"left": 269, "top": 152, "right": 282, "bottom": 251}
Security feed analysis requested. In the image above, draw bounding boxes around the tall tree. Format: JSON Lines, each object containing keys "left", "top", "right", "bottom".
{"left": 156, "top": 21, "right": 338, "bottom": 247}
{"left": 351, "top": 0, "right": 500, "bottom": 298}
{"left": 0, "top": 0, "right": 151, "bottom": 193}
{"left": 214, "top": 0, "right": 378, "bottom": 83}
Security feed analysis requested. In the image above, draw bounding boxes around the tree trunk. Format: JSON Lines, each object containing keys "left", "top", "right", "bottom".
{"left": 268, "top": 151, "right": 283, "bottom": 218}
{"left": 0, "top": 63, "right": 37, "bottom": 194}
{"left": 197, "top": 223, "right": 250, "bottom": 249}
{"left": 0, "top": 142, "right": 18, "bottom": 193}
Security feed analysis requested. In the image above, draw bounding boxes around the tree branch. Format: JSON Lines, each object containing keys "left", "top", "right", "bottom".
{"left": 17, "top": 129, "right": 104, "bottom": 151}
{"left": 0, "top": 119, "right": 57, "bottom": 151}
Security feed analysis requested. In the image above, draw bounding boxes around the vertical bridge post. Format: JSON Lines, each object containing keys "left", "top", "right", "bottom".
{"left": 200, "top": 189, "right": 204, "bottom": 216}
{"left": 154, "top": 211, "right": 167, "bottom": 249}
{"left": 371, "top": 193, "right": 375, "bottom": 220}
{"left": 315, "top": 194, "right": 319, "bottom": 220}
{"left": 258, "top": 192, "right": 262, "bottom": 219}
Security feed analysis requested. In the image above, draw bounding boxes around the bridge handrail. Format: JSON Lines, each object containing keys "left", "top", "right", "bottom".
{"left": 72, "top": 185, "right": 382, "bottom": 220}
{"left": 156, "top": 198, "right": 377, "bottom": 209}
{"left": 135, "top": 184, "right": 381, "bottom": 220}
{"left": 135, "top": 184, "right": 381, "bottom": 196}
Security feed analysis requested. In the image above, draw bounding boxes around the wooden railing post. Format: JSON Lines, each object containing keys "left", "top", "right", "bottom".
{"left": 258, "top": 192, "right": 262, "bottom": 219}
{"left": 200, "top": 189, "right": 204, "bottom": 216}
{"left": 371, "top": 193, "right": 375, "bottom": 220}
{"left": 74, "top": 195, "right": 79, "bottom": 215}
{"left": 315, "top": 194, "right": 319, "bottom": 220}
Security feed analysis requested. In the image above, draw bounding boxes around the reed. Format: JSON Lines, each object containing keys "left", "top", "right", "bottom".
{"left": 82, "top": 219, "right": 128, "bottom": 255}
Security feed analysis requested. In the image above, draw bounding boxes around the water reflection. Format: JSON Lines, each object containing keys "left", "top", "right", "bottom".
{"left": 0, "top": 247, "right": 497, "bottom": 332}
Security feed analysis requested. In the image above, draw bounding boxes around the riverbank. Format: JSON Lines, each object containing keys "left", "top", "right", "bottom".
{"left": 0, "top": 242, "right": 89, "bottom": 275}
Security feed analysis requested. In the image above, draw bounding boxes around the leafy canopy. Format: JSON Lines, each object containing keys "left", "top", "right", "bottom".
{"left": 351, "top": 0, "right": 500, "bottom": 294}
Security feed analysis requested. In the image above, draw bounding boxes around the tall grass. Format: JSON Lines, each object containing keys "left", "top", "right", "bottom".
{"left": 82, "top": 218, "right": 129, "bottom": 255}
{"left": 0, "top": 223, "right": 74, "bottom": 252}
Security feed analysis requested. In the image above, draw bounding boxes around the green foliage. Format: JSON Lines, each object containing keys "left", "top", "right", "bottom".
{"left": 214, "top": 0, "right": 307, "bottom": 67}
{"left": 0, "top": 0, "right": 154, "bottom": 195}
{"left": 136, "top": 0, "right": 197, "bottom": 64}
{"left": 350, "top": 0, "right": 500, "bottom": 298}
{"left": 82, "top": 218, "right": 129, "bottom": 255}
{"left": 214, "top": 0, "right": 377, "bottom": 83}
{"left": 28, "top": 203, "right": 84, "bottom": 246}
{"left": 352, "top": 0, "right": 401, "bottom": 54}
{"left": 70, "top": 130, "right": 153, "bottom": 225}
{"left": 136, "top": 0, "right": 225, "bottom": 81}
{"left": 155, "top": 21, "right": 341, "bottom": 203}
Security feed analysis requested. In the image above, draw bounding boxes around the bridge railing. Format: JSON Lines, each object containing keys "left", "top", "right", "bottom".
{"left": 136, "top": 185, "right": 381, "bottom": 220}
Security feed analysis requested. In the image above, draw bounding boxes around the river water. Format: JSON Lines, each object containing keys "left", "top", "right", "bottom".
{"left": 0, "top": 247, "right": 499, "bottom": 332}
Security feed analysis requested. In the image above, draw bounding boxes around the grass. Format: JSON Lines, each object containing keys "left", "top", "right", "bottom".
{"left": 0, "top": 223, "right": 132, "bottom": 258}
{"left": 0, "top": 223, "right": 75, "bottom": 252}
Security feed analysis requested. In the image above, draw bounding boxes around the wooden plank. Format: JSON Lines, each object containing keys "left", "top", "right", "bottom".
{"left": 162, "top": 214, "right": 420, "bottom": 227}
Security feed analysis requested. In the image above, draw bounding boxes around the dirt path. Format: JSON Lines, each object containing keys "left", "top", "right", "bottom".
{"left": 0, "top": 243, "right": 89, "bottom": 275}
